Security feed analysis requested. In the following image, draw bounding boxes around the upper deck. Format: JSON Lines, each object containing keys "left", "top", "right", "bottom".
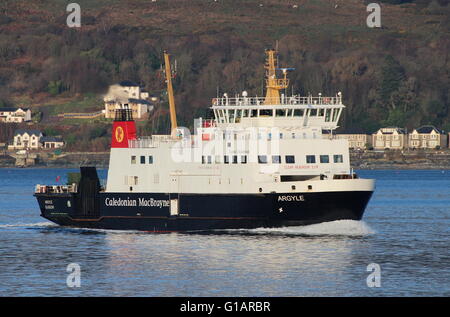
{"left": 211, "top": 93, "right": 344, "bottom": 130}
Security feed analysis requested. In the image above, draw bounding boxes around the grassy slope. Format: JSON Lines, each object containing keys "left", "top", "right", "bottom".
{"left": 1, "top": 0, "right": 449, "bottom": 134}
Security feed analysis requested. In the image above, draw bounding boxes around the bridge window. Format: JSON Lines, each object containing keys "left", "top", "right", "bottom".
{"left": 251, "top": 109, "right": 258, "bottom": 117}
{"left": 318, "top": 109, "right": 325, "bottom": 117}
{"left": 224, "top": 156, "right": 230, "bottom": 164}
{"left": 148, "top": 156, "right": 153, "bottom": 164}
{"left": 260, "top": 109, "right": 273, "bottom": 117}
{"left": 232, "top": 155, "right": 238, "bottom": 164}
{"left": 325, "top": 109, "right": 331, "bottom": 122}
{"left": 320, "top": 155, "right": 329, "bottom": 163}
{"left": 310, "top": 109, "right": 317, "bottom": 116}
{"left": 131, "top": 156, "right": 136, "bottom": 164}
{"left": 306, "top": 155, "right": 316, "bottom": 164}
{"left": 140, "top": 156, "right": 145, "bottom": 164}
{"left": 276, "top": 109, "right": 286, "bottom": 117}
{"left": 241, "top": 155, "right": 247, "bottom": 164}
{"left": 293, "top": 109, "right": 304, "bottom": 117}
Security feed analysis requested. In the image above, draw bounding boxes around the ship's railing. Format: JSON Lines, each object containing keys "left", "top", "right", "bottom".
{"left": 129, "top": 135, "right": 174, "bottom": 148}
{"left": 35, "top": 184, "right": 77, "bottom": 194}
{"left": 212, "top": 95, "right": 342, "bottom": 107}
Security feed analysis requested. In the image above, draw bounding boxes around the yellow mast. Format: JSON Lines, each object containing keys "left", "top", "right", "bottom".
{"left": 264, "top": 49, "right": 289, "bottom": 105}
{"left": 164, "top": 51, "right": 178, "bottom": 134}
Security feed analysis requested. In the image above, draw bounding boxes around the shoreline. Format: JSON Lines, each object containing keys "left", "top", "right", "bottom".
{"left": 2, "top": 151, "right": 450, "bottom": 170}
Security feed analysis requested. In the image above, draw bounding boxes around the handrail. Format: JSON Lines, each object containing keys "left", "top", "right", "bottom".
{"left": 35, "top": 184, "right": 77, "bottom": 194}
{"left": 212, "top": 96, "right": 342, "bottom": 107}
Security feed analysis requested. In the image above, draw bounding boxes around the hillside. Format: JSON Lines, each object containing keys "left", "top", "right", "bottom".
{"left": 0, "top": 0, "right": 449, "bottom": 150}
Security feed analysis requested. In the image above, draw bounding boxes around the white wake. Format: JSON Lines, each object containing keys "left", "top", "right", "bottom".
{"left": 0, "top": 222, "right": 56, "bottom": 229}
{"left": 227, "top": 220, "right": 375, "bottom": 236}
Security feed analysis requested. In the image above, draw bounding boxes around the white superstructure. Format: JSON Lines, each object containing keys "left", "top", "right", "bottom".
{"left": 106, "top": 50, "right": 374, "bottom": 196}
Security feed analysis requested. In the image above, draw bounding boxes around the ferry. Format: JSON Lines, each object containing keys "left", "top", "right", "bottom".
{"left": 34, "top": 50, "right": 375, "bottom": 232}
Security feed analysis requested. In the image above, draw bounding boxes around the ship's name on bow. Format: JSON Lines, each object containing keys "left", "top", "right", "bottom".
{"left": 105, "top": 197, "right": 170, "bottom": 208}
{"left": 278, "top": 195, "right": 305, "bottom": 202}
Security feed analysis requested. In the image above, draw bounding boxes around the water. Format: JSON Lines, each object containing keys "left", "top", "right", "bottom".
{"left": 0, "top": 168, "right": 449, "bottom": 296}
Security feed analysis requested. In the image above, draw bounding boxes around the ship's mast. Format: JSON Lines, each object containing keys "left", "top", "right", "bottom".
{"left": 264, "top": 49, "right": 289, "bottom": 105}
{"left": 164, "top": 51, "right": 178, "bottom": 135}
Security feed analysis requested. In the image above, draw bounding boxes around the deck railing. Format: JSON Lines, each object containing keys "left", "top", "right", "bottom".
{"left": 212, "top": 96, "right": 342, "bottom": 107}
{"left": 35, "top": 184, "right": 77, "bottom": 194}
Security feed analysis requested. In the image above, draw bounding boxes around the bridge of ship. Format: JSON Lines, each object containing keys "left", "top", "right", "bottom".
{"left": 210, "top": 95, "right": 344, "bottom": 129}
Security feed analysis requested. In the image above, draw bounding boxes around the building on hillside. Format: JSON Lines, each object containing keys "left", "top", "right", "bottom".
{"left": 104, "top": 81, "right": 154, "bottom": 119}
{"left": 372, "top": 127, "right": 407, "bottom": 150}
{"left": 409, "top": 125, "right": 446, "bottom": 149}
{"left": 8, "top": 129, "right": 43, "bottom": 150}
{"left": 0, "top": 107, "right": 32, "bottom": 123}
{"left": 40, "top": 136, "right": 65, "bottom": 149}
{"left": 323, "top": 128, "right": 372, "bottom": 150}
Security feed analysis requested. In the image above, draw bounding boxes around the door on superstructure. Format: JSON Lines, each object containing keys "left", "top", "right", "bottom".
{"left": 169, "top": 175, "right": 179, "bottom": 216}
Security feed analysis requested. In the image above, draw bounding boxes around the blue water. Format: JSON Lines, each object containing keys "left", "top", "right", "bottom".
{"left": 0, "top": 168, "right": 449, "bottom": 296}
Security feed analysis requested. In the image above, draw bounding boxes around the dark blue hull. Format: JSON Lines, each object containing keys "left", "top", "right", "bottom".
{"left": 35, "top": 191, "right": 373, "bottom": 232}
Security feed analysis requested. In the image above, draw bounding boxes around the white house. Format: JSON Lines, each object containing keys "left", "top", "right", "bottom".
{"left": 409, "top": 126, "right": 446, "bottom": 149}
{"left": 104, "top": 81, "right": 153, "bottom": 119}
{"left": 0, "top": 107, "right": 32, "bottom": 123}
{"left": 9, "top": 129, "right": 43, "bottom": 150}
{"left": 40, "top": 136, "right": 65, "bottom": 149}
{"left": 372, "top": 127, "right": 407, "bottom": 150}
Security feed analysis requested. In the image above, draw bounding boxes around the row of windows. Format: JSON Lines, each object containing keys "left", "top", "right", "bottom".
{"left": 201, "top": 154, "right": 344, "bottom": 164}
{"left": 215, "top": 108, "right": 341, "bottom": 123}
{"left": 130, "top": 154, "right": 343, "bottom": 165}
{"left": 131, "top": 155, "right": 153, "bottom": 164}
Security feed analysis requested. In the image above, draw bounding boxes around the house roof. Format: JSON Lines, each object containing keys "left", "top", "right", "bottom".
{"left": 0, "top": 107, "right": 29, "bottom": 112}
{"left": 378, "top": 127, "right": 406, "bottom": 134}
{"left": 41, "top": 136, "right": 64, "bottom": 143}
{"left": 14, "top": 129, "right": 42, "bottom": 136}
{"left": 119, "top": 80, "right": 140, "bottom": 87}
{"left": 128, "top": 98, "right": 152, "bottom": 105}
{"left": 0, "top": 107, "right": 17, "bottom": 112}
{"left": 414, "top": 125, "right": 442, "bottom": 134}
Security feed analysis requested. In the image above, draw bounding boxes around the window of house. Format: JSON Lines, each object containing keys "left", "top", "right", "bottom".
{"left": 306, "top": 155, "right": 316, "bottom": 164}
{"left": 285, "top": 155, "right": 295, "bottom": 164}
{"left": 320, "top": 155, "right": 330, "bottom": 163}
{"left": 334, "top": 154, "right": 344, "bottom": 163}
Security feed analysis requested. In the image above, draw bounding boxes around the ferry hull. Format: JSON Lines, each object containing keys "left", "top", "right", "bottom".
{"left": 35, "top": 190, "right": 373, "bottom": 232}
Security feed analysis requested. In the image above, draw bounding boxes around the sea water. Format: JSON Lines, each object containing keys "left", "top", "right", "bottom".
{"left": 0, "top": 168, "right": 449, "bottom": 296}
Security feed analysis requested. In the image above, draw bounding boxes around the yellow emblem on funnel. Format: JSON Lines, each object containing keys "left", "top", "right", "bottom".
{"left": 115, "top": 126, "right": 124, "bottom": 143}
